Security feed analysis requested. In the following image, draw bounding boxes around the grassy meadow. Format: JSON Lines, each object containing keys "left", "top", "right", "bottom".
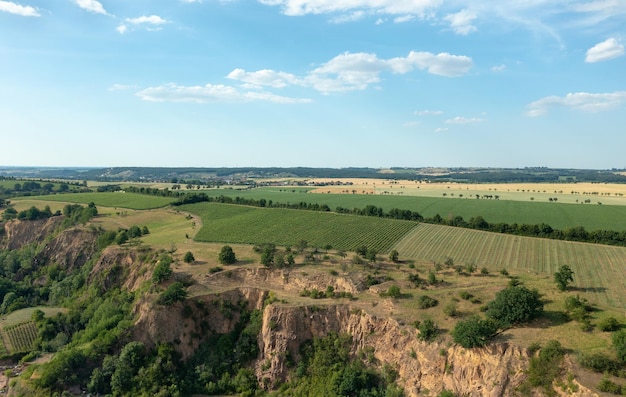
{"left": 12, "top": 192, "right": 173, "bottom": 210}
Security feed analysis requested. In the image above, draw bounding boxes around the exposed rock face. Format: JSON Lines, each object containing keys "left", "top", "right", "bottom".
{"left": 255, "top": 303, "right": 572, "bottom": 397}
{"left": 201, "top": 267, "right": 365, "bottom": 294}
{"left": 33, "top": 227, "right": 99, "bottom": 272}
{"left": 1, "top": 217, "right": 63, "bottom": 250}
{"left": 131, "top": 287, "right": 268, "bottom": 360}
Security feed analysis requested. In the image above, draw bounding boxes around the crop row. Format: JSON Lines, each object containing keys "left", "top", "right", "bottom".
{"left": 181, "top": 202, "right": 418, "bottom": 253}
{"left": 2, "top": 321, "right": 38, "bottom": 353}
{"left": 394, "top": 223, "right": 626, "bottom": 308}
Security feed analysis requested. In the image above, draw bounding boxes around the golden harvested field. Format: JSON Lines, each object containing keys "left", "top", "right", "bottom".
{"left": 306, "top": 179, "right": 626, "bottom": 205}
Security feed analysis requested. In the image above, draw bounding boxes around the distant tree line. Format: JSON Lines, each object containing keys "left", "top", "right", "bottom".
{"left": 0, "top": 178, "right": 87, "bottom": 199}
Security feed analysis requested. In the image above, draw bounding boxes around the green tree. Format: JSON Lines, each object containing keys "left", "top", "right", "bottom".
{"left": 365, "top": 248, "right": 377, "bottom": 263}
{"left": 158, "top": 282, "right": 187, "bottom": 305}
{"left": 128, "top": 225, "right": 142, "bottom": 238}
{"left": 152, "top": 256, "right": 173, "bottom": 284}
{"left": 218, "top": 245, "right": 237, "bottom": 265}
{"left": 183, "top": 251, "right": 195, "bottom": 264}
{"left": 485, "top": 285, "right": 543, "bottom": 327}
{"left": 554, "top": 265, "right": 574, "bottom": 291}
{"left": 417, "top": 319, "right": 438, "bottom": 342}
{"left": 2, "top": 207, "right": 17, "bottom": 220}
{"left": 613, "top": 329, "right": 626, "bottom": 364}
{"left": 115, "top": 230, "right": 129, "bottom": 245}
{"left": 451, "top": 316, "right": 498, "bottom": 348}
{"left": 389, "top": 249, "right": 399, "bottom": 263}
{"left": 260, "top": 245, "right": 274, "bottom": 267}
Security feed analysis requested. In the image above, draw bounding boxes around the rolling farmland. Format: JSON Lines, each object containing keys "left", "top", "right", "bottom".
{"left": 206, "top": 187, "right": 626, "bottom": 231}
{"left": 181, "top": 202, "right": 417, "bottom": 253}
{"left": 394, "top": 223, "right": 626, "bottom": 308}
{"left": 14, "top": 192, "right": 173, "bottom": 210}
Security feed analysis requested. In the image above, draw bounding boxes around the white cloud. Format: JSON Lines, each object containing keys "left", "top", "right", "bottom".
{"left": 125, "top": 15, "right": 168, "bottom": 25}
{"left": 491, "top": 64, "right": 506, "bottom": 72}
{"left": 444, "top": 9, "right": 476, "bottom": 35}
{"left": 414, "top": 110, "right": 443, "bottom": 116}
{"left": 136, "top": 83, "right": 312, "bottom": 104}
{"left": 108, "top": 84, "right": 138, "bottom": 91}
{"left": 585, "top": 38, "right": 624, "bottom": 63}
{"left": 394, "top": 15, "right": 415, "bottom": 23}
{"left": 257, "top": 0, "right": 442, "bottom": 18}
{"left": 74, "top": 0, "right": 108, "bottom": 15}
{"left": 228, "top": 51, "right": 472, "bottom": 94}
{"left": 0, "top": 0, "right": 39, "bottom": 16}
{"left": 526, "top": 91, "right": 626, "bottom": 116}
{"left": 227, "top": 69, "right": 302, "bottom": 88}
{"left": 117, "top": 15, "right": 169, "bottom": 34}
{"left": 375, "top": 18, "right": 385, "bottom": 25}
{"left": 445, "top": 116, "right": 484, "bottom": 124}
{"left": 434, "top": 127, "right": 448, "bottom": 133}
{"left": 330, "top": 11, "right": 365, "bottom": 23}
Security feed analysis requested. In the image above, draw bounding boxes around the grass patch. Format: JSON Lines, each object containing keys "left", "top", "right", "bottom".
{"left": 14, "top": 192, "right": 172, "bottom": 210}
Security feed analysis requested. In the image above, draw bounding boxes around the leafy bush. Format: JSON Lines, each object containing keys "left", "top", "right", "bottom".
{"left": 523, "top": 340, "right": 565, "bottom": 396}
{"left": 451, "top": 316, "right": 498, "bottom": 348}
{"left": 417, "top": 319, "right": 438, "bottom": 342}
{"left": 183, "top": 251, "right": 195, "bottom": 263}
{"left": 599, "top": 317, "right": 620, "bottom": 332}
{"left": 578, "top": 352, "right": 621, "bottom": 374}
{"left": 158, "top": 282, "right": 187, "bottom": 305}
{"left": 416, "top": 295, "right": 438, "bottom": 309}
{"left": 597, "top": 376, "right": 623, "bottom": 394}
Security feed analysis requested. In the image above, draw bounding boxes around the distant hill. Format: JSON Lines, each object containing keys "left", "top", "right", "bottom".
{"left": 2, "top": 166, "right": 626, "bottom": 184}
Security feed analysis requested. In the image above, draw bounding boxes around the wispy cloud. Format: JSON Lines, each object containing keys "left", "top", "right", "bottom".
{"left": 491, "top": 64, "right": 506, "bottom": 72}
{"left": 414, "top": 110, "right": 443, "bottom": 116}
{"left": 330, "top": 11, "right": 365, "bottom": 23}
{"left": 526, "top": 91, "right": 626, "bottom": 116}
{"left": 445, "top": 116, "right": 484, "bottom": 124}
{"left": 257, "top": 0, "right": 441, "bottom": 18}
{"left": 136, "top": 83, "right": 312, "bottom": 104}
{"left": 0, "top": 0, "right": 39, "bottom": 16}
{"left": 585, "top": 38, "right": 624, "bottom": 63}
{"left": 228, "top": 51, "right": 472, "bottom": 94}
{"left": 434, "top": 127, "right": 448, "bottom": 133}
{"left": 444, "top": 9, "right": 477, "bottom": 35}
{"left": 394, "top": 15, "right": 415, "bottom": 23}
{"left": 74, "top": 0, "right": 108, "bottom": 15}
{"left": 108, "top": 84, "right": 139, "bottom": 91}
{"left": 117, "top": 15, "right": 169, "bottom": 34}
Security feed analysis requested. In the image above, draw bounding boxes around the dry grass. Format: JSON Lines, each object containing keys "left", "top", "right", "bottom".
{"left": 307, "top": 179, "right": 626, "bottom": 206}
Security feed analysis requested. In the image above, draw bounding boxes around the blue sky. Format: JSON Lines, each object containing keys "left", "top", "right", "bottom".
{"left": 1, "top": 0, "right": 625, "bottom": 169}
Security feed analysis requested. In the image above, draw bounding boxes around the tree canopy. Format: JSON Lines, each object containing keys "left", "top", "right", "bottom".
{"left": 485, "top": 285, "right": 544, "bottom": 327}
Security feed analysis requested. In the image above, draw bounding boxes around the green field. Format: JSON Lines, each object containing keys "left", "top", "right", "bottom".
{"left": 205, "top": 188, "right": 626, "bottom": 231}
{"left": 13, "top": 192, "right": 173, "bottom": 210}
{"left": 394, "top": 223, "right": 626, "bottom": 308}
{"left": 180, "top": 202, "right": 417, "bottom": 253}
